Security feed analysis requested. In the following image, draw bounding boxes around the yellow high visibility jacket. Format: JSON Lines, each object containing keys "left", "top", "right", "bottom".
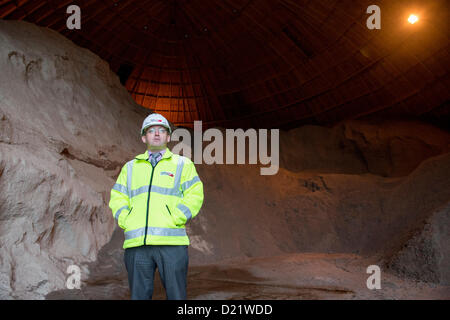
{"left": 109, "top": 148, "right": 204, "bottom": 249}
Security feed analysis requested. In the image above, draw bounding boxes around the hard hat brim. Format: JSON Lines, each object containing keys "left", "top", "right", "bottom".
{"left": 141, "top": 123, "right": 172, "bottom": 135}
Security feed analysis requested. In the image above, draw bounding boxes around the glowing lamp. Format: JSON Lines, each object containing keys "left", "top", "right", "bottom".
{"left": 408, "top": 14, "right": 419, "bottom": 24}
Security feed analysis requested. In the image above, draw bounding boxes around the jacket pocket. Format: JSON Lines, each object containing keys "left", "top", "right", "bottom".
{"left": 123, "top": 207, "right": 133, "bottom": 230}
{"left": 119, "top": 206, "right": 133, "bottom": 230}
{"left": 165, "top": 204, "right": 172, "bottom": 216}
{"left": 166, "top": 204, "right": 184, "bottom": 227}
{"left": 165, "top": 204, "right": 179, "bottom": 227}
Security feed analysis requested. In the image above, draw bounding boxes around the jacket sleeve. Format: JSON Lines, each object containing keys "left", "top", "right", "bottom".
{"left": 172, "top": 157, "right": 204, "bottom": 226}
{"left": 109, "top": 164, "right": 132, "bottom": 229}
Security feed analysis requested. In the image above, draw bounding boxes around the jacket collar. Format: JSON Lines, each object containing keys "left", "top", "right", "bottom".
{"left": 135, "top": 147, "right": 173, "bottom": 161}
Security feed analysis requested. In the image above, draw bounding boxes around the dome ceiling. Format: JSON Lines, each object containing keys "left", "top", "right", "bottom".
{"left": 1, "top": 0, "right": 448, "bottom": 129}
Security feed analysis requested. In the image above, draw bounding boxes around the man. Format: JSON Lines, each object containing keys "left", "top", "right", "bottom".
{"left": 109, "top": 113, "right": 204, "bottom": 300}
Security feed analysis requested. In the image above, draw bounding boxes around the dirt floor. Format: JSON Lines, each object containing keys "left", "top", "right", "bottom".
{"left": 46, "top": 245, "right": 450, "bottom": 300}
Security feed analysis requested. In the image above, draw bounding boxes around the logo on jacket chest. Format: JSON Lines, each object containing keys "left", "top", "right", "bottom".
{"left": 160, "top": 171, "right": 174, "bottom": 177}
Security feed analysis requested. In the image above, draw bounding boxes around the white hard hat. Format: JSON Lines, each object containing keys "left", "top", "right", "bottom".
{"left": 141, "top": 113, "right": 172, "bottom": 135}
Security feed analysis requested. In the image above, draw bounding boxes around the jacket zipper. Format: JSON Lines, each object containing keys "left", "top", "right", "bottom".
{"left": 143, "top": 160, "right": 160, "bottom": 245}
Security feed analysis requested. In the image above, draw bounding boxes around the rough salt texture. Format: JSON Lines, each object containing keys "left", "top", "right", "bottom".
{"left": 385, "top": 202, "right": 450, "bottom": 285}
{"left": 185, "top": 135, "right": 450, "bottom": 268}
{"left": 0, "top": 20, "right": 148, "bottom": 299}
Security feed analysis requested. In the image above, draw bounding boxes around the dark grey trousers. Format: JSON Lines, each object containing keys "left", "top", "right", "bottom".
{"left": 124, "top": 245, "right": 189, "bottom": 300}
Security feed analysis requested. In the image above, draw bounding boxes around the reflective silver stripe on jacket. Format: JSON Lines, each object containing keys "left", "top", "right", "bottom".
{"left": 130, "top": 185, "right": 182, "bottom": 198}
{"left": 126, "top": 159, "right": 135, "bottom": 199}
{"left": 173, "top": 156, "right": 185, "bottom": 193}
{"left": 181, "top": 175, "right": 200, "bottom": 191}
{"left": 124, "top": 227, "right": 187, "bottom": 240}
{"left": 176, "top": 203, "right": 192, "bottom": 221}
{"left": 112, "top": 183, "right": 128, "bottom": 195}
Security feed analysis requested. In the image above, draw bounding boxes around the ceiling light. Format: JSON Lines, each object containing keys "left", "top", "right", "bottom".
{"left": 408, "top": 14, "right": 419, "bottom": 24}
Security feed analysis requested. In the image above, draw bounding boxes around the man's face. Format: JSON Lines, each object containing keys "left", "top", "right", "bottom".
{"left": 141, "top": 125, "right": 171, "bottom": 150}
